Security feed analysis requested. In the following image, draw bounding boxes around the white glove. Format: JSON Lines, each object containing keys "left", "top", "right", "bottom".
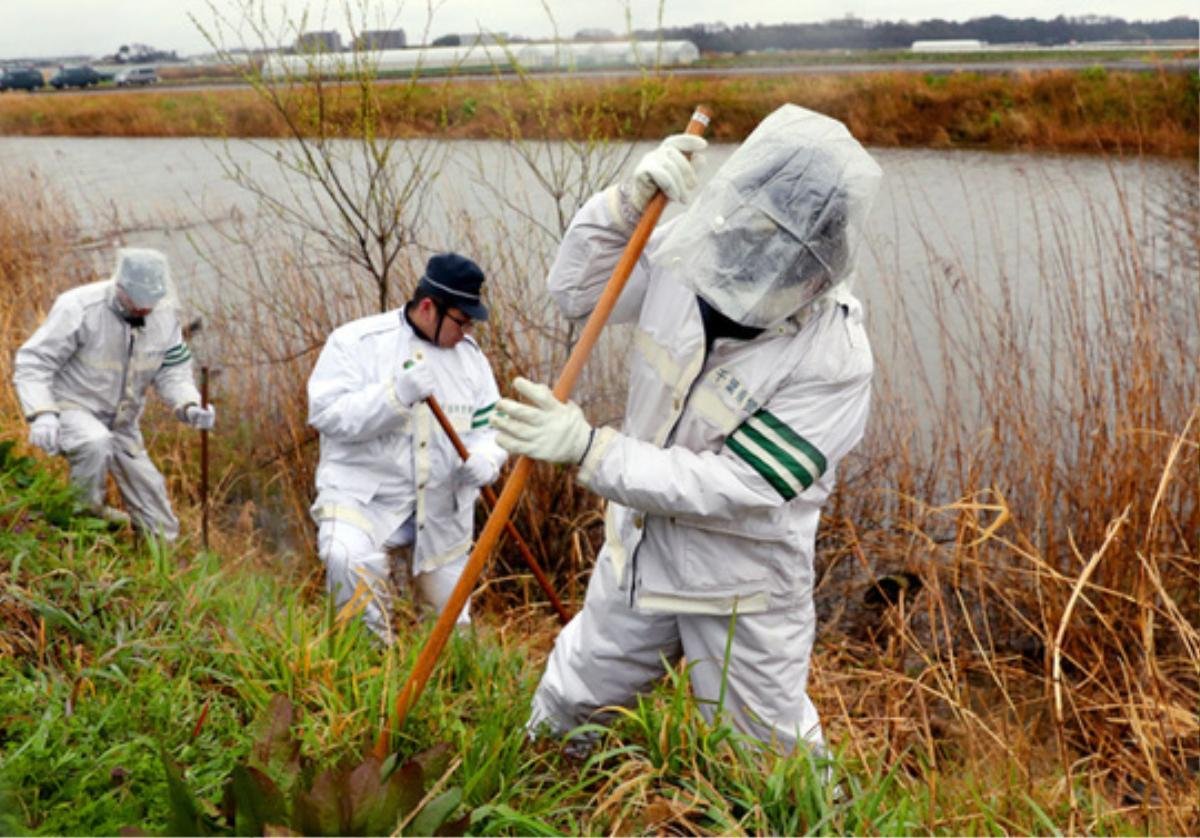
{"left": 492, "top": 377, "right": 593, "bottom": 465}
{"left": 29, "top": 413, "right": 60, "bottom": 455}
{"left": 393, "top": 358, "right": 436, "bottom": 407}
{"left": 183, "top": 403, "right": 216, "bottom": 430}
{"left": 456, "top": 451, "right": 500, "bottom": 489}
{"left": 628, "top": 133, "right": 708, "bottom": 212}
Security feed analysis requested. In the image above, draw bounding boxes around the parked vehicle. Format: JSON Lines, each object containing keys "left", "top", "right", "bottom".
{"left": 114, "top": 66, "right": 159, "bottom": 87}
{"left": 50, "top": 65, "right": 105, "bottom": 89}
{"left": 0, "top": 67, "right": 45, "bottom": 92}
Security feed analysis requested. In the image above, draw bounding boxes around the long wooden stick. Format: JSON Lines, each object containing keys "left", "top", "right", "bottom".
{"left": 425, "top": 394, "right": 571, "bottom": 624}
{"left": 374, "top": 106, "right": 712, "bottom": 757}
{"left": 200, "top": 365, "right": 210, "bottom": 552}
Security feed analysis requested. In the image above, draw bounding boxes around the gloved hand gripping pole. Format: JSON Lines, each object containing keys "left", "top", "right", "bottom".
{"left": 425, "top": 393, "right": 572, "bottom": 625}
{"left": 375, "top": 105, "right": 713, "bottom": 757}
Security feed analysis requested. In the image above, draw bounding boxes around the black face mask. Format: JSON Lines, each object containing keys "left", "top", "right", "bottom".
{"left": 122, "top": 313, "right": 146, "bottom": 329}
{"left": 698, "top": 295, "right": 763, "bottom": 355}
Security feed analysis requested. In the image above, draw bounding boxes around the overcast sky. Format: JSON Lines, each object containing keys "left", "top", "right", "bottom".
{"left": 1, "top": 0, "right": 1195, "bottom": 60}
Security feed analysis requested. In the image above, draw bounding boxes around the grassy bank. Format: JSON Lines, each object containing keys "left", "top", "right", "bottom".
{"left": 0, "top": 68, "right": 1196, "bottom": 156}
{"left": 2, "top": 440, "right": 1135, "bottom": 835}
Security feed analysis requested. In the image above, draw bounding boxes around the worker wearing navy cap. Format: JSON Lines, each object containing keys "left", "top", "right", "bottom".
{"left": 307, "top": 252, "right": 507, "bottom": 643}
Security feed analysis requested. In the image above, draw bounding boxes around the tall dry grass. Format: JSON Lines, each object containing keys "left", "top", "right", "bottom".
{"left": 0, "top": 69, "right": 1195, "bottom": 156}
{"left": 814, "top": 159, "right": 1199, "bottom": 830}
{"left": 0, "top": 172, "right": 91, "bottom": 435}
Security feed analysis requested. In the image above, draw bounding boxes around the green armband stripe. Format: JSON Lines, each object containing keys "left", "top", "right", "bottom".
{"left": 726, "top": 408, "right": 825, "bottom": 500}
{"left": 161, "top": 343, "right": 192, "bottom": 367}
{"left": 726, "top": 435, "right": 798, "bottom": 501}
{"left": 472, "top": 402, "right": 497, "bottom": 428}
{"left": 750, "top": 409, "right": 827, "bottom": 476}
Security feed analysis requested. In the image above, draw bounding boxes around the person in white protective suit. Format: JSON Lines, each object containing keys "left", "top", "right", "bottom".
{"left": 307, "top": 253, "right": 508, "bottom": 644}
{"left": 492, "top": 104, "right": 882, "bottom": 754}
{"left": 13, "top": 248, "right": 215, "bottom": 541}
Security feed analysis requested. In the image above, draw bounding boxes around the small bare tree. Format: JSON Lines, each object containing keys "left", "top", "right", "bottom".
{"left": 193, "top": 0, "right": 447, "bottom": 313}
{"left": 181, "top": 1, "right": 460, "bottom": 553}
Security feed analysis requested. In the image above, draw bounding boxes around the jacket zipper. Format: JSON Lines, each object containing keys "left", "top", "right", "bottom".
{"left": 113, "top": 325, "right": 134, "bottom": 430}
{"left": 628, "top": 325, "right": 709, "bottom": 608}
{"left": 625, "top": 322, "right": 788, "bottom": 608}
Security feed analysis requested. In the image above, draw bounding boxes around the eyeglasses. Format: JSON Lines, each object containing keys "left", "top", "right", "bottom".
{"left": 443, "top": 309, "right": 473, "bottom": 330}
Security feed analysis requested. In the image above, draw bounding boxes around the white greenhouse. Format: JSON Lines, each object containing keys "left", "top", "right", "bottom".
{"left": 261, "top": 40, "right": 700, "bottom": 79}
{"left": 910, "top": 39, "right": 988, "bottom": 53}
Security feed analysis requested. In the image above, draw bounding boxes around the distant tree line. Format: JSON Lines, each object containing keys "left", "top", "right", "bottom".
{"left": 637, "top": 15, "right": 1198, "bottom": 52}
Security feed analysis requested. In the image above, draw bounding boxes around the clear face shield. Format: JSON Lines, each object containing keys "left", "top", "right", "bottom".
{"left": 655, "top": 105, "right": 881, "bottom": 329}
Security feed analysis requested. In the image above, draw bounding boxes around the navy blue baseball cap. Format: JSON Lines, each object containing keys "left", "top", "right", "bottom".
{"left": 417, "top": 253, "right": 489, "bottom": 321}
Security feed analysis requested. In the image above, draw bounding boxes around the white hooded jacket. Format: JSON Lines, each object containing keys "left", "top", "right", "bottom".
{"left": 308, "top": 310, "right": 506, "bottom": 572}
{"left": 14, "top": 280, "right": 199, "bottom": 429}
{"left": 549, "top": 105, "right": 881, "bottom": 616}
{"left": 550, "top": 196, "right": 874, "bottom": 616}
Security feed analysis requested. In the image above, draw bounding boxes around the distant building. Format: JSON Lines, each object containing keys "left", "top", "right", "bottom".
{"left": 356, "top": 29, "right": 406, "bottom": 50}
{"left": 295, "top": 31, "right": 343, "bottom": 53}
{"left": 910, "top": 39, "right": 987, "bottom": 52}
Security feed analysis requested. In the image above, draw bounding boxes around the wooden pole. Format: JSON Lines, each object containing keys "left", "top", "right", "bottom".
{"left": 425, "top": 394, "right": 571, "bottom": 625}
{"left": 374, "top": 106, "right": 712, "bottom": 758}
{"left": 200, "top": 365, "right": 210, "bottom": 552}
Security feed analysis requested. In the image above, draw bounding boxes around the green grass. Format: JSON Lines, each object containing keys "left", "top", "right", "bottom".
{"left": 0, "top": 441, "right": 1168, "bottom": 834}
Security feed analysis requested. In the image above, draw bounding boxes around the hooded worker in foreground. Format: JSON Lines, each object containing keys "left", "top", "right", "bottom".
{"left": 13, "top": 248, "right": 214, "bottom": 541}
{"left": 492, "top": 104, "right": 882, "bottom": 754}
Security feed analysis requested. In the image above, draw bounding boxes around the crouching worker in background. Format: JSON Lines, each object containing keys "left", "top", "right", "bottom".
{"left": 307, "top": 253, "right": 507, "bottom": 644}
{"left": 13, "top": 247, "right": 214, "bottom": 542}
{"left": 493, "top": 105, "right": 882, "bottom": 757}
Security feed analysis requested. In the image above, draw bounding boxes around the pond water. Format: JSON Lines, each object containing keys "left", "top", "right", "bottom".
{"left": 1, "top": 135, "right": 1194, "bottom": 415}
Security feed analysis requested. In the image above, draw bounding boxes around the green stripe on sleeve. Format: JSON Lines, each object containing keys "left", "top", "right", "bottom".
{"left": 735, "top": 421, "right": 815, "bottom": 491}
{"left": 752, "top": 409, "right": 827, "bottom": 475}
{"left": 161, "top": 343, "right": 192, "bottom": 367}
{"left": 725, "top": 407, "right": 829, "bottom": 500}
{"left": 472, "top": 402, "right": 497, "bottom": 428}
{"left": 753, "top": 405, "right": 830, "bottom": 473}
{"left": 727, "top": 436, "right": 798, "bottom": 501}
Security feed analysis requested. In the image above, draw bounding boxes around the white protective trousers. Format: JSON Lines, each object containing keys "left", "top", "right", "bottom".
{"left": 58, "top": 409, "right": 179, "bottom": 540}
{"left": 316, "top": 512, "right": 471, "bottom": 643}
{"left": 528, "top": 551, "right": 823, "bottom": 754}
